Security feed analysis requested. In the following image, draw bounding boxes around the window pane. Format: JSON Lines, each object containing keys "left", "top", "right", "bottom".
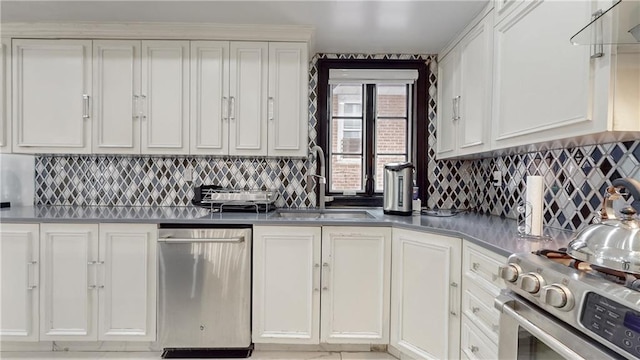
{"left": 375, "top": 155, "right": 408, "bottom": 192}
{"left": 376, "top": 85, "right": 407, "bottom": 117}
{"left": 332, "top": 85, "right": 363, "bottom": 117}
{"left": 331, "top": 155, "right": 363, "bottom": 192}
{"left": 332, "top": 118, "right": 362, "bottom": 154}
{"left": 376, "top": 118, "right": 406, "bottom": 154}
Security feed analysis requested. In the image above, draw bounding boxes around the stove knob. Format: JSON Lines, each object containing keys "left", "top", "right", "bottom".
{"left": 541, "top": 284, "right": 574, "bottom": 310}
{"left": 499, "top": 264, "right": 520, "bottom": 283}
{"left": 519, "top": 273, "right": 544, "bottom": 294}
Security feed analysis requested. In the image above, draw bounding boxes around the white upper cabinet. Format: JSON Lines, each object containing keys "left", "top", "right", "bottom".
{"left": 12, "top": 39, "right": 92, "bottom": 154}
{"left": 229, "top": 42, "right": 268, "bottom": 156}
{"left": 437, "top": 10, "right": 493, "bottom": 159}
{"left": 493, "top": 1, "right": 593, "bottom": 147}
{"left": 0, "top": 224, "right": 40, "bottom": 342}
{"left": 0, "top": 40, "right": 10, "bottom": 153}
{"left": 436, "top": 50, "right": 459, "bottom": 158}
{"left": 458, "top": 12, "right": 493, "bottom": 156}
{"left": 267, "top": 42, "right": 309, "bottom": 157}
{"left": 92, "top": 40, "right": 141, "bottom": 154}
{"left": 141, "top": 41, "right": 190, "bottom": 155}
{"left": 491, "top": 0, "right": 639, "bottom": 149}
{"left": 190, "top": 41, "right": 230, "bottom": 155}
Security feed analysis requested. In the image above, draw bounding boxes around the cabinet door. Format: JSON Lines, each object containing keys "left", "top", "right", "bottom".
{"left": 267, "top": 42, "right": 309, "bottom": 157}
{"left": 0, "top": 40, "right": 10, "bottom": 153}
{"left": 40, "top": 223, "right": 99, "bottom": 341}
{"left": 321, "top": 227, "right": 391, "bottom": 344}
{"left": 190, "top": 41, "right": 229, "bottom": 155}
{"left": 98, "top": 224, "right": 157, "bottom": 341}
{"left": 458, "top": 12, "right": 493, "bottom": 156}
{"left": 252, "top": 226, "right": 321, "bottom": 344}
{"left": 229, "top": 42, "right": 268, "bottom": 156}
{"left": 0, "top": 224, "right": 39, "bottom": 341}
{"left": 92, "top": 40, "right": 141, "bottom": 154}
{"left": 141, "top": 41, "right": 190, "bottom": 155}
{"left": 436, "top": 50, "right": 459, "bottom": 158}
{"left": 492, "top": 1, "right": 600, "bottom": 149}
{"left": 390, "top": 229, "right": 461, "bottom": 360}
{"left": 12, "top": 39, "right": 92, "bottom": 154}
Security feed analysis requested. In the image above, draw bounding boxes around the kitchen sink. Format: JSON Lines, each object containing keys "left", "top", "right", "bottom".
{"left": 273, "top": 210, "right": 374, "bottom": 220}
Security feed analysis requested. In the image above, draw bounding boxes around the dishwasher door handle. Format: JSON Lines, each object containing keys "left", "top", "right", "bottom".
{"left": 159, "top": 236, "right": 245, "bottom": 243}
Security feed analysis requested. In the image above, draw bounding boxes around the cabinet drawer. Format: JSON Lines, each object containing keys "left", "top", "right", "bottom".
{"left": 461, "top": 319, "right": 498, "bottom": 360}
{"left": 463, "top": 243, "right": 506, "bottom": 292}
{"left": 462, "top": 281, "right": 500, "bottom": 344}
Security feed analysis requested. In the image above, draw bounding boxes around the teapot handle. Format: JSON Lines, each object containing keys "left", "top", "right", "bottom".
{"left": 602, "top": 178, "right": 640, "bottom": 220}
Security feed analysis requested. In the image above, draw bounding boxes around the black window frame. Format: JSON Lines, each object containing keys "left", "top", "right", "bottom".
{"left": 317, "top": 59, "right": 429, "bottom": 207}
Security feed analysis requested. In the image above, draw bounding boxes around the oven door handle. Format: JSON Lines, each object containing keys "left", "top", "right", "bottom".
{"left": 496, "top": 294, "right": 584, "bottom": 359}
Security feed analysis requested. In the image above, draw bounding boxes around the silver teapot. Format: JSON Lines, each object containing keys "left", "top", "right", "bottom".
{"left": 567, "top": 178, "right": 640, "bottom": 274}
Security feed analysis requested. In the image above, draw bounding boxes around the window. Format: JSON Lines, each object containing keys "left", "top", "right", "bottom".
{"left": 317, "top": 59, "right": 429, "bottom": 206}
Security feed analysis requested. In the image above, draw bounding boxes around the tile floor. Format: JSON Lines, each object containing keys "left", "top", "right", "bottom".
{"left": 0, "top": 352, "right": 398, "bottom": 360}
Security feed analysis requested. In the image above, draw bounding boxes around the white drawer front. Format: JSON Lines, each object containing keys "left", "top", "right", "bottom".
{"left": 462, "top": 281, "right": 500, "bottom": 344}
{"left": 464, "top": 243, "right": 506, "bottom": 292}
{"left": 461, "top": 319, "right": 498, "bottom": 360}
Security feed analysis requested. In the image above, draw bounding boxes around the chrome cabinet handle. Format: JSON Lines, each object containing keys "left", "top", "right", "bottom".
{"left": 222, "top": 96, "right": 229, "bottom": 121}
{"left": 469, "top": 345, "right": 479, "bottom": 353}
{"left": 139, "top": 95, "right": 147, "bottom": 120}
{"left": 314, "top": 263, "right": 320, "bottom": 292}
{"left": 322, "top": 262, "right": 329, "bottom": 291}
{"left": 27, "top": 260, "right": 38, "bottom": 290}
{"left": 590, "top": 10, "right": 604, "bottom": 59}
{"left": 229, "top": 96, "right": 235, "bottom": 121}
{"left": 472, "top": 306, "right": 480, "bottom": 314}
{"left": 268, "top": 97, "right": 274, "bottom": 121}
{"left": 87, "top": 260, "right": 98, "bottom": 290}
{"left": 472, "top": 262, "right": 480, "bottom": 271}
{"left": 82, "top": 94, "right": 90, "bottom": 119}
{"left": 449, "top": 281, "right": 459, "bottom": 316}
{"left": 452, "top": 96, "right": 461, "bottom": 121}
{"left": 133, "top": 95, "right": 140, "bottom": 120}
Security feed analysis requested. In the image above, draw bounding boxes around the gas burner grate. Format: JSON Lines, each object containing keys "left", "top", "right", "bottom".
{"left": 534, "top": 248, "right": 640, "bottom": 291}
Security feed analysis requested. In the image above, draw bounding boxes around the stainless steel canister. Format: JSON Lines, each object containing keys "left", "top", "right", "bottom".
{"left": 383, "top": 162, "right": 414, "bottom": 215}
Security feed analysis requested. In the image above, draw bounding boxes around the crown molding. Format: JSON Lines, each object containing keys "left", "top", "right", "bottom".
{"left": 1, "top": 22, "right": 315, "bottom": 43}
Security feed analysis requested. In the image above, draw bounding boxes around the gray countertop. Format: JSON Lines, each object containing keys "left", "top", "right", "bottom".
{"left": 0, "top": 205, "right": 575, "bottom": 257}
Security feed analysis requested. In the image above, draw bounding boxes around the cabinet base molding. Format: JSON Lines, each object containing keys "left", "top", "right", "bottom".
{"left": 0, "top": 342, "right": 53, "bottom": 351}
{"left": 254, "top": 343, "right": 372, "bottom": 352}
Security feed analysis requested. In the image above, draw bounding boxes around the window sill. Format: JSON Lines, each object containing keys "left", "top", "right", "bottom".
{"left": 327, "top": 195, "right": 383, "bottom": 208}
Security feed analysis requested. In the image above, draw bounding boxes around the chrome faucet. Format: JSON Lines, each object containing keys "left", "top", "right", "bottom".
{"left": 309, "top": 145, "right": 327, "bottom": 211}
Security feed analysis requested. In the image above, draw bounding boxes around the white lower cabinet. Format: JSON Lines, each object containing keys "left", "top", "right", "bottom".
{"left": 390, "top": 228, "right": 462, "bottom": 360}
{"left": 98, "top": 224, "right": 157, "bottom": 341}
{"left": 252, "top": 226, "right": 391, "bottom": 345}
{"left": 35, "top": 223, "right": 157, "bottom": 342}
{"left": 0, "top": 224, "right": 40, "bottom": 341}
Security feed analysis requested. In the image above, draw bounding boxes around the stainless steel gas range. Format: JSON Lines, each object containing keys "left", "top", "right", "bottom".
{"left": 496, "top": 250, "right": 640, "bottom": 359}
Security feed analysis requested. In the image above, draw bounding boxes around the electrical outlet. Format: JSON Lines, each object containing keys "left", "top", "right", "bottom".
{"left": 184, "top": 166, "right": 193, "bottom": 182}
{"left": 492, "top": 171, "right": 502, "bottom": 187}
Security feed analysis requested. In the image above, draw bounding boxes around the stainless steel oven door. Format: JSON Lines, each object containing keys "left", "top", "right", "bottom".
{"left": 495, "top": 293, "right": 624, "bottom": 360}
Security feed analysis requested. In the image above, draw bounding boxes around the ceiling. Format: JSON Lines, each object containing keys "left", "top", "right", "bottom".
{"left": 0, "top": 1, "right": 489, "bottom": 54}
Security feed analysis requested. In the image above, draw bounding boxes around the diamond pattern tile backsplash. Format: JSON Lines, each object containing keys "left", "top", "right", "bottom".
{"left": 34, "top": 52, "right": 639, "bottom": 231}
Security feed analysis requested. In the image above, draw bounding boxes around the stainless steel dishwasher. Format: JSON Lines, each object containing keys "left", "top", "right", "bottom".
{"left": 157, "top": 225, "right": 252, "bottom": 358}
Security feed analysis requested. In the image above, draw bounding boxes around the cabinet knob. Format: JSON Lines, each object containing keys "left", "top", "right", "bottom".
{"left": 469, "top": 345, "right": 479, "bottom": 353}
{"left": 472, "top": 307, "right": 480, "bottom": 314}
